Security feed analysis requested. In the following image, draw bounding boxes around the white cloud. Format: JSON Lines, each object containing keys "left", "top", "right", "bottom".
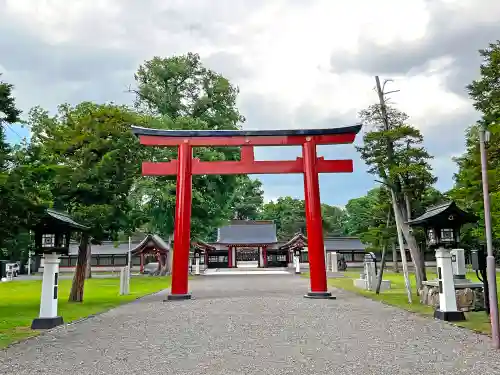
{"left": 1, "top": 0, "right": 496, "bottom": 204}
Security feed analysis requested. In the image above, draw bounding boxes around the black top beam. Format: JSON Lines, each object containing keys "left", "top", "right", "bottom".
{"left": 131, "top": 124, "right": 363, "bottom": 138}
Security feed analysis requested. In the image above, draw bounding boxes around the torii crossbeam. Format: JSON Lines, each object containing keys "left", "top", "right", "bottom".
{"left": 132, "top": 124, "right": 362, "bottom": 300}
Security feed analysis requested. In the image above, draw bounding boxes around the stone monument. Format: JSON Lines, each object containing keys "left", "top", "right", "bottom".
{"left": 354, "top": 253, "right": 391, "bottom": 291}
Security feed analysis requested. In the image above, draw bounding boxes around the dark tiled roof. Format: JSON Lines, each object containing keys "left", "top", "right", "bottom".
{"left": 217, "top": 221, "right": 278, "bottom": 244}
{"left": 324, "top": 237, "right": 366, "bottom": 251}
{"left": 69, "top": 242, "right": 133, "bottom": 255}
{"left": 131, "top": 234, "right": 170, "bottom": 255}
{"left": 68, "top": 235, "right": 170, "bottom": 256}
{"left": 46, "top": 209, "right": 89, "bottom": 230}
{"left": 278, "top": 234, "right": 366, "bottom": 251}
{"left": 279, "top": 233, "right": 307, "bottom": 250}
{"left": 407, "top": 201, "right": 477, "bottom": 226}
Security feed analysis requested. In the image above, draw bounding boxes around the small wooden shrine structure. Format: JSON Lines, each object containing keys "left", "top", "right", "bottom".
{"left": 131, "top": 234, "right": 170, "bottom": 274}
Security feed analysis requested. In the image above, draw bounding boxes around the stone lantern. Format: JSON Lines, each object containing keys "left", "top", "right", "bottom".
{"left": 31, "top": 209, "right": 88, "bottom": 329}
{"left": 407, "top": 201, "right": 477, "bottom": 321}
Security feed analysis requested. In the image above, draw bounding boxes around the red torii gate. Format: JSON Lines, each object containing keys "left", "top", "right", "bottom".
{"left": 132, "top": 125, "right": 362, "bottom": 300}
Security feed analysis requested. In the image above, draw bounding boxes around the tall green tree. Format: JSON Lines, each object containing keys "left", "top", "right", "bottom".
{"left": 0, "top": 75, "right": 26, "bottom": 256}
{"left": 357, "top": 98, "right": 436, "bottom": 288}
{"left": 259, "top": 196, "right": 347, "bottom": 240}
{"left": 130, "top": 53, "right": 248, "bottom": 241}
{"left": 229, "top": 176, "right": 264, "bottom": 220}
{"left": 28, "top": 102, "right": 144, "bottom": 301}
{"left": 450, "top": 41, "right": 500, "bottom": 248}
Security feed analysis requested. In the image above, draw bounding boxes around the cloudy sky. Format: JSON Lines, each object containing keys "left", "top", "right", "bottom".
{"left": 1, "top": 0, "right": 498, "bottom": 206}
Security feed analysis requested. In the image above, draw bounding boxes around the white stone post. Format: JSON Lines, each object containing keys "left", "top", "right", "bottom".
{"left": 195, "top": 256, "right": 200, "bottom": 275}
{"left": 259, "top": 248, "right": 264, "bottom": 268}
{"left": 331, "top": 252, "right": 338, "bottom": 273}
{"left": 294, "top": 255, "right": 301, "bottom": 274}
{"left": 450, "top": 248, "right": 466, "bottom": 279}
{"left": 31, "top": 253, "right": 63, "bottom": 329}
{"left": 435, "top": 247, "right": 465, "bottom": 321}
{"left": 364, "top": 257, "right": 376, "bottom": 291}
{"left": 120, "top": 266, "right": 129, "bottom": 295}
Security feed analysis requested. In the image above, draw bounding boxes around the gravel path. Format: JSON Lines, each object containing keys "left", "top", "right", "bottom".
{"left": 2, "top": 274, "right": 500, "bottom": 374}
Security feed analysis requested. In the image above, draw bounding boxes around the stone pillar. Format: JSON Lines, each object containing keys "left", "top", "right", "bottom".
{"left": 434, "top": 247, "right": 465, "bottom": 321}
{"left": 195, "top": 257, "right": 200, "bottom": 275}
{"left": 232, "top": 247, "right": 237, "bottom": 267}
{"left": 259, "top": 247, "right": 264, "bottom": 268}
{"left": 120, "top": 266, "right": 129, "bottom": 295}
{"left": 31, "top": 253, "right": 63, "bottom": 329}
{"left": 331, "top": 252, "right": 338, "bottom": 273}
{"left": 295, "top": 254, "right": 301, "bottom": 274}
{"left": 364, "top": 255, "right": 376, "bottom": 291}
{"left": 450, "top": 248, "right": 466, "bottom": 279}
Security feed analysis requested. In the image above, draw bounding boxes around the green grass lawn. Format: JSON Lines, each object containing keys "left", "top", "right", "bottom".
{"left": 324, "top": 270, "right": 494, "bottom": 335}
{"left": 0, "top": 276, "right": 171, "bottom": 348}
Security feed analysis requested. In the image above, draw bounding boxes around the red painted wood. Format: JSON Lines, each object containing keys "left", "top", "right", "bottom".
{"left": 139, "top": 133, "right": 356, "bottom": 147}
{"left": 170, "top": 143, "right": 193, "bottom": 296}
{"left": 228, "top": 246, "right": 232, "bottom": 268}
{"left": 142, "top": 158, "right": 353, "bottom": 176}
{"left": 241, "top": 145, "right": 255, "bottom": 162}
{"left": 302, "top": 139, "right": 328, "bottom": 293}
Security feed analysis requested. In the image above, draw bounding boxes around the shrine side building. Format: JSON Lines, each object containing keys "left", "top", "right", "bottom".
{"left": 45, "top": 220, "right": 399, "bottom": 273}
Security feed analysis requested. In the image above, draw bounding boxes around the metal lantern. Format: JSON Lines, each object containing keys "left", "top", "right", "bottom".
{"left": 294, "top": 248, "right": 302, "bottom": 257}
{"left": 194, "top": 250, "right": 201, "bottom": 259}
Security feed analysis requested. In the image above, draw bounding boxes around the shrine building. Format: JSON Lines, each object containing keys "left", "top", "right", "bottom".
{"left": 194, "top": 220, "right": 367, "bottom": 269}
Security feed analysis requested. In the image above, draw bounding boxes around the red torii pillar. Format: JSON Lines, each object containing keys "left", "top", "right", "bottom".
{"left": 132, "top": 125, "right": 362, "bottom": 300}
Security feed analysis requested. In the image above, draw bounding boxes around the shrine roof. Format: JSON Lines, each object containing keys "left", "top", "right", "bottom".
{"left": 68, "top": 234, "right": 170, "bottom": 255}
{"left": 217, "top": 220, "right": 278, "bottom": 244}
{"left": 407, "top": 201, "right": 477, "bottom": 227}
{"left": 131, "top": 124, "right": 362, "bottom": 138}
{"left": 324, "top": 237, "right": 366, "bottom": 251}
{"left": 131, "top": 234, "right": 170, "bottom": 254}
{"left": 279, "top": 234, "right": 366, "bottom": 251}
{"left": 44, "top": 209, "right": 89, "bottom": 230}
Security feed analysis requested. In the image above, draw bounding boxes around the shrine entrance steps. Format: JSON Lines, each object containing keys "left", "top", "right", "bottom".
{"left": 203, "top": 266, "right": 290, "bottom": 276}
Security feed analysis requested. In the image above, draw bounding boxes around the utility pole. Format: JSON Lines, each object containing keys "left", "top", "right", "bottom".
{"left": 375, "top": 76, "right": 412, "bottom": 303}
{"left": 479, "top": 126, "right": 500, "bottom": 349}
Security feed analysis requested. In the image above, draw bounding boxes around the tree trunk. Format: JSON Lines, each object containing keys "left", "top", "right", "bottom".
{"left": 391, "top": 196, "right": 425, "bottom": 290}
{"left": 85, "top": 242, "right": 92, "bottom": 279}
{"left": 390, "top": 189, "right": 413, "bottom": 303}
{"left": 376, "top": 210, "right": 391, "bottom": 294}
{"left": 375, "top": 242, "right": 388, "bottom": 294}
{"left": 392, "top": 242, "right": 399, "bottom": 273}
{"left": 69, "top": 233, "right": 90, "bottom": 302}
{"left": 404, "top": 192, "right": 427, "bottom": 284}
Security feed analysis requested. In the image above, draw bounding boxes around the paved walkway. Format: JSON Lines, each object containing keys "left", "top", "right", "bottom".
{"left": 2, "top": 275, "right": 500, "bottom": 374}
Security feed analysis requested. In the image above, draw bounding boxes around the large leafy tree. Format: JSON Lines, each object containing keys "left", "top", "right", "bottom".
{"left": 229, "top": 176, "right": 264, "bottom": 221}
{"left": 357, "top": 100, "right": 436, "bottom": 288}
{"left": 259, "top": 196, "right": 346, "bottom": 240}
{"left": 28, "top": 102, "right": 144, "bottom": 301}
{"left": 450, "top": 41, "right": 500, "bottom": 249}
{"left": 130, "top": 53, "right": 249, "bottom": 241}
{"left": 0, "top": 76, "right": 32, "bottom": 258}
